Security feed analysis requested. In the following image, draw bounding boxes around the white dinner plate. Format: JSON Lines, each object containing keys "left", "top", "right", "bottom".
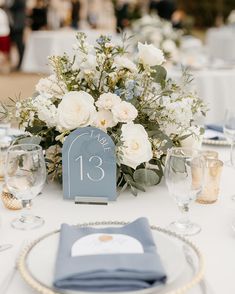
{"left": 18, "top": 222, "right": 204, "bottom": 294}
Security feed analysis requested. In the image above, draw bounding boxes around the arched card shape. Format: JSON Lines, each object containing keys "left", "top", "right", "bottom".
{"left": 62, "top": 127, "right": 116, "bottom": 201}
{"left": 71, "top": 233, "right": 144, "bottom": 256}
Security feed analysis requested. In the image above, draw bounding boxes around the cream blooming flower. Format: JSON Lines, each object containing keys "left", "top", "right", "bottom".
{"left": 114, "top": 56, "right": 137, "bottom": 72}
{"left": 112, "top": 101, "right": 138, "bottom": 123}
{"left": 57, "top": 91, "right": 96, "bottom": 131}
{"left": 35, "top": 75, "right": 67, "bottom": 99}
{"left": 119, "top": 123, "right": 153, "bottom": 169}
{"left": 92, "top": 110, "right": 117, "bottom": 131}
{"left": 96, "top": 93, "right": 122, "bottom": 110}
{"left": 138, "top": 42, "right": 165, "bottom": 66}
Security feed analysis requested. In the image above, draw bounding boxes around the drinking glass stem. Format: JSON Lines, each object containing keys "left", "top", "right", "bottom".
{"left": 178, "top": 203, "right": 190, "bottom": 227}
{"left": 230, "top": 142, "right": 234, "bottom": 166}
{"left": 20, "top": 200, "right": 32, "bottom": 222}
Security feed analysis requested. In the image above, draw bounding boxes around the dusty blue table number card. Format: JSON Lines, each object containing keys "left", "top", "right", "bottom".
{"left": 62, "top": 127, "right": 117, "bottom": 202}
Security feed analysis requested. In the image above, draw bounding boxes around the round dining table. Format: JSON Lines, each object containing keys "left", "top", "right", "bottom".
{"left": 0, "top": 144, "right": 234, "bottom": 294}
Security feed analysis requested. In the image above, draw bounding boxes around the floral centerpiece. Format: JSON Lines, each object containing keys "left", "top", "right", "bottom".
{"left": 3, "top": 32, "right": 206, "bottom": 195}
{"left": 129, "top": 14, "right": 182, "bottom": 63}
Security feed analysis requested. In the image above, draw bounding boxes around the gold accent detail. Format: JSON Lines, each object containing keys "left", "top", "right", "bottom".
{"left": 17, "top": 221, "right": 205, "bottom": 294}
{"left": 1, "top": 186, "right": 22, "bottom": 210}
{"left": 99, "top": 235, "right": 113, "bottom": 242}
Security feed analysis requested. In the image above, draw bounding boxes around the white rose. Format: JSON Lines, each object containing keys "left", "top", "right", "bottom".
{"left": 138, "top": 42, "right": 165, "bottom": 67}
{"left": 92, "top": 110, "right": 117, "bottom": 131}
{"left": 114, "top": 56, "right": 137, "bottom": 72}
{"left": 112, "top": 101, "right": 138, "bottom": 123}
{"left": 57, "top": 91, "right": 95, "bottom": 131}
{"left": 35, "top": 75, "right": 67, "bottom": 99}
{"left": 119, "top": 123, "right": 153, "bottom": 169}
{"left": 96, "top": 93, "right": 121, "bottom": 110}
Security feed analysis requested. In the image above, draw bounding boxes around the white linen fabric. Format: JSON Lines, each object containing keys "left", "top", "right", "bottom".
{"left": 206, "top": 27, "right": 235, "bottom": 62}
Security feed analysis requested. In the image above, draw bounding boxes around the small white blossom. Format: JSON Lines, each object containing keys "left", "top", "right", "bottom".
{"left": 112, "top": 101, "right": 138, "bottom": 123}
{"left": 92, "top": 110, "right": 117, "bottom": 131}
{"left": 96, "top": 93, "right": 121, "bottom": 110}
{"left": 114, "top": 56, "right": 137, "bottom": 72}
{"left": 33, "top": 95, "right": 58, "bottom": 128}
{"left": 36, "top": 75, "right": 67, "bottom": 99}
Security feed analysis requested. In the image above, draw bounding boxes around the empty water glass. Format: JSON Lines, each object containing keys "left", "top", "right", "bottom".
{"left": 5, "top": 144, "right": 46, "bottom": 230}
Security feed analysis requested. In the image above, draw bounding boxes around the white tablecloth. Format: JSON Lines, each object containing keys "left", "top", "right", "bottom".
{"left": 21, "top": 30, "right": 120, "bottom": 73}
{"left": 169, "top": 67, "right": 235, "bottom": 124}
{"left": 0, "top": 145, "right": 235, "bottom": 293}
{"left": 206, "top": 27, "right": 235, "bottom": 62}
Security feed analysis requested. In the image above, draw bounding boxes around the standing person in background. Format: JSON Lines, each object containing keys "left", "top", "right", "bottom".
{"left": 0, "top": 0, "right": 11, "bottom": 73}
{"left": 7, "top": 0, "right": 26, "bottom": 70}
{"left": 149, "top": 0, "right": 176, "bottom": 21}
{"left": 30, "top": 0, "right": 47, "bottom": 31}
{"left": 71, "top": 0, "right": 81, "bottom": 29}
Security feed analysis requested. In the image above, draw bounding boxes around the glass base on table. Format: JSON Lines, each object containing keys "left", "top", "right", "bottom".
{"left": 11, "top": 214, "right": 44, "bottom": 230}
{"left": 168, "top": 220, "right": 201, "bottom": 236}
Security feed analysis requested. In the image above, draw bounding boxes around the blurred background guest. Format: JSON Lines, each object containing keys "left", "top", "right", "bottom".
{"left": 30, "top": 0, "right": 47, "bottom": 31}
{"left": 114, "top": 0, "right": 141, "bottom": 32}
{"left": 0, "top": 0, "right": 11, "bottom": 73}
{"left": 6, "top": 0, "right": 26, "bottom": 70}
{"left": 150, "top": 0, "right": 176, "bottom": 21}
{"left": 71, "top": 0, "right": 81, "bottom": 29}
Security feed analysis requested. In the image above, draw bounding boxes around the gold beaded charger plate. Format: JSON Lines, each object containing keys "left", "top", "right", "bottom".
{"left": 202, "top": 138, "right": 230, "bottom": 146}
{"left": 17, "top": 221, "right": 204, "bottom": 294}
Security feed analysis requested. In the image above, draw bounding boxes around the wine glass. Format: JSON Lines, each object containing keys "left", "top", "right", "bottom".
{"left": 5, "top": 144, "right": 46, "bottom": 230}
{"left": 165, "top": 147, "right": 204, "bottom": 236}
{"left": 223, "top": 109, "right": 235, "bottom": 167}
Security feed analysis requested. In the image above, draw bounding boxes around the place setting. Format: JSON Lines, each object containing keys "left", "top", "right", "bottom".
{"left": 1, "top": 1, "right": 235, "bottom": 294}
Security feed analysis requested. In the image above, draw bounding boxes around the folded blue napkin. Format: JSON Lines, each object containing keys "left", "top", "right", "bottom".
{"left": 53, "top": 218, "right": 167, "bottom": 292}
{"left": 204, "top": 124, "right": 225, "bottom": 140}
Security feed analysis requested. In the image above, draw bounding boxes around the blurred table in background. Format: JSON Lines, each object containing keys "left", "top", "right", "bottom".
{"left": 169, "top": 67, "right": 235, "bottom": 125}
{"left": 206, "top": 27, "right": 235, "bottom": 63}
{"left": 21, "top": 30, "right": 120, "bottom": 73}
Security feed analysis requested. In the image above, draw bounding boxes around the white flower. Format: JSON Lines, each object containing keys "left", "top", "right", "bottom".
{"left": 92, "top": 110, "right": 117, "bottom": 131}
{"left": 35, "top": 75, "right": 67, "bottom": 99}
{"left": 112, "top": 101, "right": 138, "bottom": 123}
{"left": 162, "top": 39, "right": 177, "bottom": 54}
{"left": 72, "top": 53, "right": 97, "bottom": 71}
{"left": 96, "top": 93, "right": 121, "bottom": 110}
{"left": 180, "top": 126, "right": 202, "bottom": 149}
{"left": 33, "top": 95, "right": 57, "bottom": 128}
{"left": 138, "top": 42, "right": 165, "bottom": 66}
{"left": 114, "top": 56, "right": 137, "bottom": 72}
{"left": 57, "top": 91, "right": 96, "bottom": 131}
{"left": 119, "top": 123, "right": 153, "bottom": 169}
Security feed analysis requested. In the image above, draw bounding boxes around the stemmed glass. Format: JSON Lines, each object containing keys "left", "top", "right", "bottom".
{"left": 5, "top": 144, "right": 46, "bottom": 230}
{"left": 223, "top": 109, "right": 235, "bottom": 167}
{"left": 165, "top": 147, "right": 205, "bottom": 236}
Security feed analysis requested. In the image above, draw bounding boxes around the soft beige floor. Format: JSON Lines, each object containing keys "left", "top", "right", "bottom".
{"left": 0, "top": 72, "right": 45, "bottom": 103}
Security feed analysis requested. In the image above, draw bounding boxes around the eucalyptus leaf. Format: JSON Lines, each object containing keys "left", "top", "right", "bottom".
{"left": 16, "top": 136, "right": 41, "bottom": 145}
{"left": 151, "top": 65, "right": 167, "bottom": 84}
{"left": 133, "top": 168, "right": 159, "bottom": 186}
